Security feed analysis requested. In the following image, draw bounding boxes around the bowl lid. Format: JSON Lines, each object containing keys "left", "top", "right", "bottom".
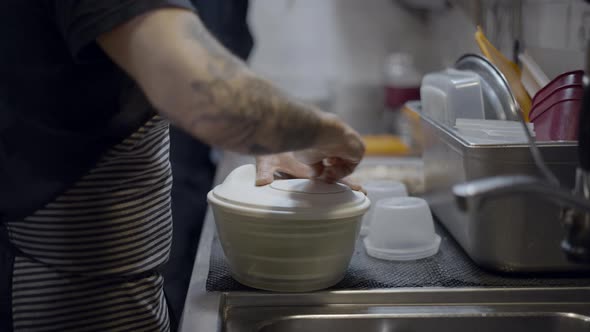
{"left": 208, "top": 165, "right": 370, "bottom": 219}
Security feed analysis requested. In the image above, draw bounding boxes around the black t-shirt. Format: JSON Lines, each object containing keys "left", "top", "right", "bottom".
{"left": 191, "top": 0, "right": 253, "bottom": 60}
{"left": 0, "top": 0, "right": 195, "bottom": 221}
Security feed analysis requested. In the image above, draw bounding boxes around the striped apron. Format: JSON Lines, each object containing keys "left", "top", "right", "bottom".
{"left": 2, "top": 115, "right": 173, "bottom": 331}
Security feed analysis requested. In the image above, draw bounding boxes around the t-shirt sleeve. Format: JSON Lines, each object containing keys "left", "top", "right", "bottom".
{"left": 54, "top": 0, "right": 196, "bottom": 62}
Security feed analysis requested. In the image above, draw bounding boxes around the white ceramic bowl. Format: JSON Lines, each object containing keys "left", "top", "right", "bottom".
{"left": 208, "top": 165, "right": 370, "bottom": 292}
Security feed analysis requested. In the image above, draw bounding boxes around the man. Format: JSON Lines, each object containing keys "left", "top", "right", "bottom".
{"left": 0, "top": 1, "right": 364, "bottom": 332}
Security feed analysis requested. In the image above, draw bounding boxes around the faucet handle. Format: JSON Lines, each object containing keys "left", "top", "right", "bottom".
{"left": 561, "top": 168, "right": 590, "bottom": 262}
{"left": 562, "top": 208, "right": 590, "bottom": 263}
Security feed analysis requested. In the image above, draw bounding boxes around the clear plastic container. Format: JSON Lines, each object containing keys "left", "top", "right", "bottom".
{"left": 364, "top": 197, "right": 441, "bottom": 261}
{"left": 360, "top": 180, "right": 408, "bottom": 236}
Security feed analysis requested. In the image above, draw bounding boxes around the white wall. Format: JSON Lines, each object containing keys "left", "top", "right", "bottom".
{"left": 246, "top": 0, "right": 589, "bottom": 133}
{"left": 424, "top": 6, "right": 480, "bottom": 71}
{"left": 521, "top": 0, "right": 587, "bottom": 78}
{"left": 248, "top": 0, "right": 590, "bottom": 86}
{"left": 247, "top": 0, "right": 428, "bottom": 86}
{"left": 426, "top": 0, "right": 588, "bottom": 79}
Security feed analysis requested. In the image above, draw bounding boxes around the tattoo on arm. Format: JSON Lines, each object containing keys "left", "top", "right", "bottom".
{"left": 187, "top": 77, "right": 322, "bottom": 154}
{"left": 166, "top": 15, "right": 325, "bottom": 155}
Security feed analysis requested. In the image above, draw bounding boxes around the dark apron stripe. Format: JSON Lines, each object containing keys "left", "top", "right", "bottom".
{"left": 0, "top": 223, "right": 14, "bottom": 332}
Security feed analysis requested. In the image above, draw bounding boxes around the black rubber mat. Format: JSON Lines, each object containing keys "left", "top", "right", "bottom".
{"left": 206, "top": 221, "right": 590, "bottom": 291}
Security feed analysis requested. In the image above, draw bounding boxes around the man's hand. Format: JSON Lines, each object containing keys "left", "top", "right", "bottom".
{"left": 255, "top": 153, "right": 314, "bottom": 186}
{"left": 255, "top": 153, "right": 365, "bottom": 192}
{"left": 256, "top": 114, "right": 366, "bottom": 192}
{"left": 294, "top": 113, "right": 365, "bottom": 183}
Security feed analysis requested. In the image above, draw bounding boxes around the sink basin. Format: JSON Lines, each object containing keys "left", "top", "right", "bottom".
{"left": 221, "top": 288, "right": 590, "bottom": 332}
{"left": 259, "top": 314, "right": 589, "bottom": 332}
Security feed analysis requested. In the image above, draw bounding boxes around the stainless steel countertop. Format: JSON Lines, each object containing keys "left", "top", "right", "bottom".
{"left": 179, "top": 152, "right": 254, "bottom": 332}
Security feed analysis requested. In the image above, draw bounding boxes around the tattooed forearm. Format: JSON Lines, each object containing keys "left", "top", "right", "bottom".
{"left": 160, "top": 13, "right": 327, "bottom": 155}
{"left": 185, "top": 74, "right": 323, "bottom": 154}
{"left": 99, "top": 9, "right": 334, "bottom": 155}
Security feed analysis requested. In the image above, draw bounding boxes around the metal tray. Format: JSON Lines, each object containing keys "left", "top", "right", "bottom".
{"left": 415, "top": 105, "right": 589, "bottom": 273}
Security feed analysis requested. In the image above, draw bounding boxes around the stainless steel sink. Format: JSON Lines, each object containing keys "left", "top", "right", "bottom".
{"left": 258, "top": 314, "right": 589, "bottom": 332}
{"left": 221, "top": 288, "right": 590, "bottom": 332}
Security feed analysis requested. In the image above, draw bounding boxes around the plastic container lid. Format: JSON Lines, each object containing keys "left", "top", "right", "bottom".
{"left": 208, "top": 165, "right": 370, "bottom": 220}
{"left": 364, "top": 235, "right": 441, "bottom": 261}
{"left": 420, "top": 68, "right": 484, "bottom": 127}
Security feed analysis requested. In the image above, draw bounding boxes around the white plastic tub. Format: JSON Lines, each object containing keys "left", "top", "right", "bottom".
{"left": 208, "top": 165, "right": 370, "bottom": 292}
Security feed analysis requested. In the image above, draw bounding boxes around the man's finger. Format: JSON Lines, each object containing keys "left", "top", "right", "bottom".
{"left": 309, "top": 161, "right": 324, "bottom": 179}
{"left": 318, "top": 159, "right": 356, "bottom": 183}
{"left": 293, "top": 150, "right": 324, "bottom": 165}
{"left": 255, "top": 161, "right": 276, "bottom": 186}
{"left": 276, "top": 162, "right": 314, "bottom": 180}
{"left": 339, "top": 177, "right": 366, "bottom": 195}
